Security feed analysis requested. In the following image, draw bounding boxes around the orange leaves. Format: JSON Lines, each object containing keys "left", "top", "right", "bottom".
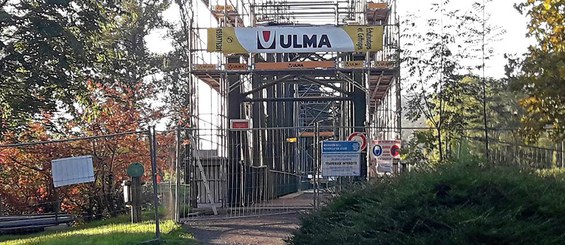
{"left": 0, "top": 80, "right": 174, "bottom": 216}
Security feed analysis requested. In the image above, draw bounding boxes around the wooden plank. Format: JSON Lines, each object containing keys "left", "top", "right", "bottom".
{"left": 342, "top": 61, "right": 365, "bottom": 69}
{"left": 367, "top": 2, "right": 388, "bottom": 10}
{"left": 373, "top": 61, "right": 395, "bottom": 68}
{"left": 255, "top": 61, "right": 335, "bottom": 70}
{"left": 226, "top": 63, "right": 248, "bottom": 70}
{"left": 299, "top": 131, "right": 335, "bottom": 138}
{"left": 212, "top": 5, "right": 236, "bottom": 12}
{"left": 194, "top": 64, "right": 218, "bottom": 71}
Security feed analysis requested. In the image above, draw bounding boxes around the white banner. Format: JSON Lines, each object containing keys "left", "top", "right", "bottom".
{"left": 208, "top": 26, "right": 384, "bottom": 54}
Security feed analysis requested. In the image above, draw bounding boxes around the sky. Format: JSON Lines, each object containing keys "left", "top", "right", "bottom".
{"left": 397, "top": 0, "right": 533, "bottom": 78}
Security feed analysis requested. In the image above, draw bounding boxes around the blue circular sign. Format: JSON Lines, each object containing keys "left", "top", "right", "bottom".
{"left": 372, "top": 145, "right": 383, "bottom": 156}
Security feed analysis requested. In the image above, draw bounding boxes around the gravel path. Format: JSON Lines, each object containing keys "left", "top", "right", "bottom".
{"left": 184, "top": 213, "right": 301, "bottom": 245}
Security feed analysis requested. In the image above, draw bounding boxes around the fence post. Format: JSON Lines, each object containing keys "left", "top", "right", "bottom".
{"left": 561, "top": 141, "right": 564, "bottom": 168}
{"left": 175, "top": 126, "right": 181, "bottom": 222}
{"left": 457, "top": 139, "right": 461, "bottom": 160}
{"left": 314, "top": 122, "right": 320, "bottom": 210}
{"left": 149, "top": 126, "right": 161, "bottom": 240}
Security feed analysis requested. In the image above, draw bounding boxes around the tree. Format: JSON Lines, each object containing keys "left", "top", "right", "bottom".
{"left": 92, "top": 0, "right": 170, "bottom": 87}
{"left": 402, "top": 1, "right": 505, "bottom": 162}
{"left": 0, "top": 82, "right": 174, "bottom": 217}
{"left": 0, "top": 0, "right": 175, "bottom": 218}
{"left": 508, "top": 0, "right": 565, "bottom": 141}
{"left": 0, "top": 0, "right": 112, "bottom": 136}
{"left": 158, "top": 0, "right": 196, "bottom": 126}
{"left": 0, "top": 0, "right": 169, "bottom": 137}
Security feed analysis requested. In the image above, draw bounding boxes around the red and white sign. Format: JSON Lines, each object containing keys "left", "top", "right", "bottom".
{"left": 347, "top": 132, "right": 367, "bottom": 151}
{"left": 230, "top": 119, "right": 251, "bottom": 129}
{"left": 372, "top": 140, "right": 401, "bottom": 158}
{"left": 372, "top": 140, "right": 401, "bottom": 173}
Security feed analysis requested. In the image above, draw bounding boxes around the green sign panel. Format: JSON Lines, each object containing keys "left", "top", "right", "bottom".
{"left": 127, "top": 162, "right": 144, "bottom": 177}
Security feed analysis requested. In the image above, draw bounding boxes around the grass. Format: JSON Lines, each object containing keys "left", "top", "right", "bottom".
{"left": 289, "top": 162, "right": 565, "bottom": 244}
{"left": 0, "top": 214, "right": 196, "bottom": 245}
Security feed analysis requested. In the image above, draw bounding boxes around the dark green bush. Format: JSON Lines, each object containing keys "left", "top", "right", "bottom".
{"left": 289, "top": 163, "right": 565, "bottom": 244}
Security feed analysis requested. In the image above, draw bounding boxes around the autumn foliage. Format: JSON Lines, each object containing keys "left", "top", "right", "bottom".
{"left": 0, "top": 82, "right": 174, "bottom": 218}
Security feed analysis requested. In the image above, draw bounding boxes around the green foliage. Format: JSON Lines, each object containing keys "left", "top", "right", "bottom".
{"left": 0, "top": 0, "right": 170, "bottom": 137}
{"left": 508, "top": 0, "right": 565, "bottom": 141}
{"left": 289, "top": 162, "right": 565, "bottom": 244}
{"left": 93, "top": 0, "right": 170, "bottom": 87}
{"left": 0, "top": 217, "right": 196, "bottom": 245}
{"left": 0, "top": 0, "right": 109, "bottom": 134}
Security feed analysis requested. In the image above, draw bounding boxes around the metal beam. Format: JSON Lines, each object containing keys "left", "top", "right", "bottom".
{"left": 241, "top": 74, "right": 295, "bottom": 97}
{"left": 370, "top": 71, "right": 384, "bottom": 100}
{"left": 243, "top": 96, "right": 351, "bottom": 102}
{"left": 336, "top": 71, "right": 368, "bottom": 93}
{"left": 298, "top": 76, "right": 350, "bottom": 95}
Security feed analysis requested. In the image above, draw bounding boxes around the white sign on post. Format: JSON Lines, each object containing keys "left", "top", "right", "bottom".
{"left": 321, "top": 141, "right": 361, "bottom": 177}
{"left": 52, "top": 155, "right": 95, "bottom": 187}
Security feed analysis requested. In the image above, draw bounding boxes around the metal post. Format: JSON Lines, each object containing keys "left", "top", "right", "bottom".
{"left": 149, "top": 126, "right": 161, "bottom": 240}
{"left": 561, "top": 141, "right": 564, "bottom": 168}
{"left": 131, "top": 177, "right": 142, "bottom": 223}
{"left": 174, "top": 126, "right": 181, "bottom": 222}
{"left": 314, "top": 122, "right": 320, "bottom": 210}
{"left": 365, "top": 122, "right": 371, "bottom": 179}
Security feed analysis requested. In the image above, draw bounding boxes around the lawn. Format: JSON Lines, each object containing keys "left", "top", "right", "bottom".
{"left": 0, "top": 216, "right": 196, "bottom": 245}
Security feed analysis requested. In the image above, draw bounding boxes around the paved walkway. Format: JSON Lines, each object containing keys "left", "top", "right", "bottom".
{"left": 184, "top": 213, "right": 300, "bottom": 245}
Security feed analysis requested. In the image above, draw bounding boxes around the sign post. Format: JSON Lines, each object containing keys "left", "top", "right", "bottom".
{"left": 321, "top": 141, "right": 361, "bottom": 177}
{"left": 126, "top": 162, "right": 144, "bottom": 223}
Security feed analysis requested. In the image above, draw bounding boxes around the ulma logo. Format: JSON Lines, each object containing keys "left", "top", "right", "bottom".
{"left": 257, "top": 31, "right": 276, "bottom": 49}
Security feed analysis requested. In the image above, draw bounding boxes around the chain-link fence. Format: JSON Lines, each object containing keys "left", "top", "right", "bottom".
{"left": 400, "top": 127, "right": 565, "bottom": 170}
{"left": 4, "top": 124, "right": 561, "bottom": 227}
{"left": 0, "top": 129, "right": 166, "bottom": 236}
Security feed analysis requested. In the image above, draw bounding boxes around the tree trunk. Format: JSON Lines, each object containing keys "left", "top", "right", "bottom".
{"left": 437, "top": 127, "right": 443, "bottom": 162}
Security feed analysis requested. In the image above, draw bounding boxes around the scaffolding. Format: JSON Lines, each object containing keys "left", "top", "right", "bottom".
{"left": 175, "top": 0, "right": 400, "bottom": 216}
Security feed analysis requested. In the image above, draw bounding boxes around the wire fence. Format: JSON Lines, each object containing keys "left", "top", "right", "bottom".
{"left": 1, "top": 125, "right": 563, "bottom": 225}
{"left": 0, "top": 129, "right": 164, "bottom": 222}
{"left": 400, "top": 127, "right": 565, "bottom": 170}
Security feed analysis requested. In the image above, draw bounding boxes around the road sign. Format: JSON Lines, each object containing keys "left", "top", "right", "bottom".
{"left": 230, "top": 119, "right": 250, "bottom": 129}
{"left": 127, "top": 162, "right": 145, "bottom": 178}
{"left": 372, "top": 140, "right": 402, "bottom": 173}
{"left": 372, "top": 144, "right": 383, "bottom": 156}
{"left": 321, "top": 141, "right": 361, "bottom": 177}
{"left": 347, "top": 132, "right": 367, "bottom": 151}
{"left": 391, "top": 144, "right": 400, "bottom": 158}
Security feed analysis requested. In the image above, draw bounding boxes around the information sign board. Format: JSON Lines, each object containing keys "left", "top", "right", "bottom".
{"left": 321, "top": 141, "right": 361, "bottom": 177}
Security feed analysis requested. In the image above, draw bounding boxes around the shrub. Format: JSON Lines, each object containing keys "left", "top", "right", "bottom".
{"left": 288, "top": 163, "right": 565, "bottom": 244}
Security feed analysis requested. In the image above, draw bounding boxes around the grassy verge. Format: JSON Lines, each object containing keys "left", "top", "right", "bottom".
{"left": 0, "top": 214, "right": 196, "bottom": 245}
{"left": 289, "top": 162, "right": 565, "bottom": 244}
